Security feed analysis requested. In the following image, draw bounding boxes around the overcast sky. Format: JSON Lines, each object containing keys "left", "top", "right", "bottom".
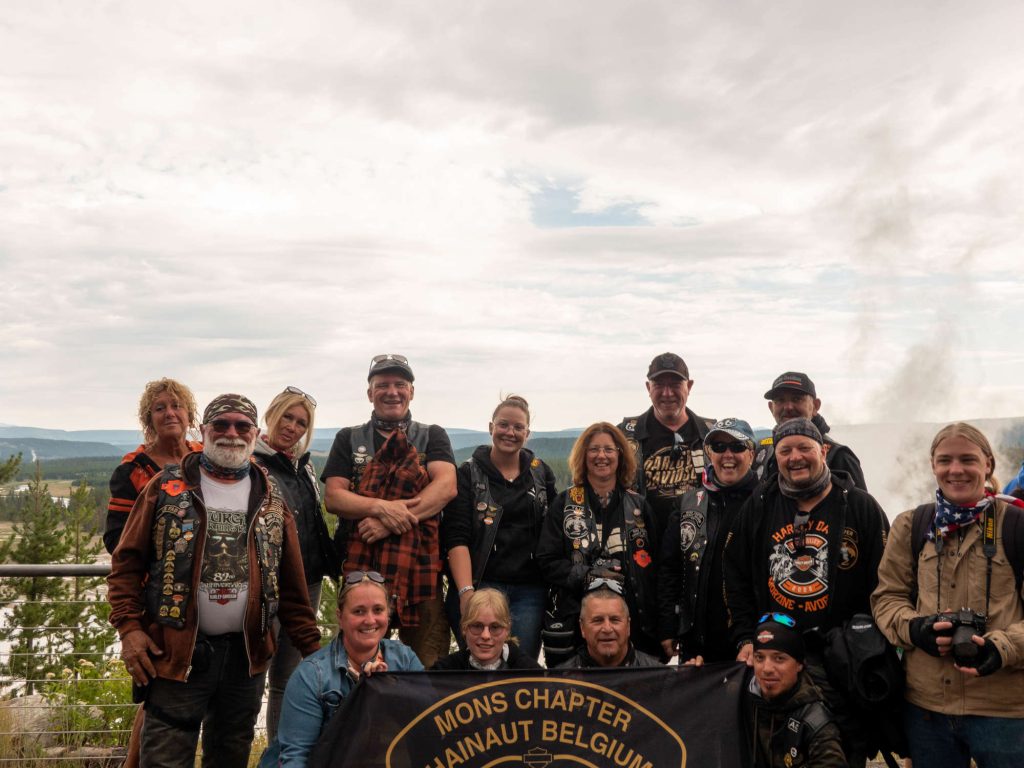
{"left": 2, "top": 1, "right": 1023, "bottom": 437}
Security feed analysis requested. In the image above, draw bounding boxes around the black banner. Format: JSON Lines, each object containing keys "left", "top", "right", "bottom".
{"left": 309, "top": 663, "right": 747, "bottom": 768}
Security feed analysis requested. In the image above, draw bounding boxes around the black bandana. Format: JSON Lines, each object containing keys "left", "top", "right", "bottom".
{"left": 778, "top": 464, "right": 831, "bottom": 500}
{"left": 371, "top": 410, "right": 412, "bottom": 433}
{"left": 199, "top": 452, "right": 250, "bottom": 481}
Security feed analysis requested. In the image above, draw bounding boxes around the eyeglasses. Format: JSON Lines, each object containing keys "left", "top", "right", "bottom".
{"left": 208, "top": 419, "right": 256, "bottom": 435}
{"left": 371, "top": 354, "right": 409, "bottom": 365}
{"left": 344, "top": 570, "right": 386, "bottom": 586}
{"left": 708, "top": 441, "right": 750, "bottom": 454}
{"left": 465, "top": 622, "right": 508, "bottom": 636}
{"left": 586, "top": 446, "right": 620, "bottom": 456}
{"left": 759, "top": 612, "right": 797, "bottom": 628}
{"left": 284, "top": 386, "right": 317, "bottom": 408}
{"left": 587, "top": 578, "right": 624, "bottom": 595}
{"left": 493, "top": 420, "right": 528, "bottom": 435}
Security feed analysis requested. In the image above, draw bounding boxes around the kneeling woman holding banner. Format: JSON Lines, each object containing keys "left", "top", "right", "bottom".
{"left": 261, "top": 571, "right": 423, "bottom": 767}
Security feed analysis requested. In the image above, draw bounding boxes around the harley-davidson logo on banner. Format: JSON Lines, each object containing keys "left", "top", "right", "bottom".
{"left": 308, "top": 665, "right": 746, "bottom": 768}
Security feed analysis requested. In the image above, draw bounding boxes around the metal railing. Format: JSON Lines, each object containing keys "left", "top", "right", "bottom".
{"left": 0, "top": 563, "right": 317, "bottom": 767}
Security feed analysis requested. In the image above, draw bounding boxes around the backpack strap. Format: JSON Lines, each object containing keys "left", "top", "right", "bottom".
{"left": 1000, "top": 502, "right": 1024, "bottom": 595}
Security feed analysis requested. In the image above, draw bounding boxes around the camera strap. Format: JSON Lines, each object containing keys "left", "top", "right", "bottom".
{"left": 983, "top": 504, "right": 996, "bottom": 618}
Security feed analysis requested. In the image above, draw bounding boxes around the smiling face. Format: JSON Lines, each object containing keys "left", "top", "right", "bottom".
{"left": 489, "top": 405, "right": 529, "bottom": 458}
{"left": 368, "top": 374, "right": 414, "bottom": 422}
{"left": 646, "top": 373, "right": 693, "bottom": 425}
{"left": 931, "top": 435, "right": 993, "bottom": 506}
{"left": 585, "top": 431, "right": 619, "bottom": 485}
{"left": 753, "top": 649, "right": 803, "bottom": 701}
{"left": 775, "top": 435, "right": 826, "bottom": 488}
{"left": 338, "top": 582, "right": 390, "bottom": 661}
{"left": 767, "top": 391, "right": 821, "bottom": 425}
{"left": 580, "top": 593, "right": 630, "bottom": 667}
{"left": 464, "top": 605, "right": 509, "bottom": 666}
{"left": 201, "top": 411, "right": 257, "bottom": 469}
{"left": 269, "top": 403, "right": 310, "bottom": 454}
{"left": 149, "top": 391, "right": 189, "bottom": 443}
{"left": 707, "top": 436, "right": 754, "bottom": 486}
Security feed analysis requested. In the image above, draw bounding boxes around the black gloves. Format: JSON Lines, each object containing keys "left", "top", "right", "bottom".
{"left": 909, "top": 615, "right": 947, "bottom": 657}
{"left": 960, "top": 638, "right": 1003, "bottom": 677}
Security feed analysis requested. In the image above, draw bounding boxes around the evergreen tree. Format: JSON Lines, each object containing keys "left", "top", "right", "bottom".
{"left": 0, "top": 463, "right": 112, "bottom": 692}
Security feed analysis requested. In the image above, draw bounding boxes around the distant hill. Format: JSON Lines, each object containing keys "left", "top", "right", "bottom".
{"left": 0, "top": 437, "right": 124, "bottom": 460}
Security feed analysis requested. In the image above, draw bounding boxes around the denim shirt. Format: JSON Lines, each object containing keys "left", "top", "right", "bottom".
{"left": 260, "top": 636, "right": 423, "bottom": 767}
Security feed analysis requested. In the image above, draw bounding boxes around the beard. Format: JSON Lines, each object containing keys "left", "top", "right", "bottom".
{"left": 204, "top": 438, "right": 252, "bottom": 469}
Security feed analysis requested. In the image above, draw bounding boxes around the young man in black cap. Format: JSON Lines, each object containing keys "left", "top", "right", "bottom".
{"left": 321, "top": 354, "right": 457, "bottom": 667}
{"left": 745, "top": 613, "right": 846, "bottom": 768}
{"left": 724, "top": 417, "right": 889, "bottom": 767}
{"left": 619, "top": 352, "right": 715, "bottom": 541}
{"left": 758, "top": 371, "right": 867, "bottom": 490}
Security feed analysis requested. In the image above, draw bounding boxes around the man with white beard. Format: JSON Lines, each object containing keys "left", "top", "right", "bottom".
{"left": 108, "top": 394, "right": 320, "bottom": 768}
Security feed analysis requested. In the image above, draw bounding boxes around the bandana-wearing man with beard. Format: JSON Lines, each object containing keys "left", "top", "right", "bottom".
{"left": 108, "top": 394, "right": 320, "bottom": 768}
{"left": 723, "top": 418, "right": 889, "bottom": 768}
{"left": 322, "top": 354, "right": 457, "bottom": 667}
{"left": 618, "top": 353, "right": 715, "bottom": 542}
{"left": 756, "top": 371, "right": 867, "bottom": 490}
{"left": 658, "top": 418, "right": 759, "bottom": 664}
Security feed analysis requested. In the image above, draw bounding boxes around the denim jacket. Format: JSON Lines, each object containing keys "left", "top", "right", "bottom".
{"left": 260, "top": 636, "right": 423, "bottom": 767}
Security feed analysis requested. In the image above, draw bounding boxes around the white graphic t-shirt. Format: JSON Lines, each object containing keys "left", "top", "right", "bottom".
{"left": 197, "top": 475, "right": 251, "bottom": 635}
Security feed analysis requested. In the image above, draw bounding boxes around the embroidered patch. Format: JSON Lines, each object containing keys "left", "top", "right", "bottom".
{"left": 563, "top": 515, "right": 589, "bottom": 540}
{"left": 160, "top": 479, "right": 186, "bottom": 496}
{"left": 633, "top": 550, "right": 651, "bottom": 568}
{"left": 569, "top": 486, "right": 585, "bottom": 505}
{"left": 531, "top": 458, "right": 540, "bottom": 468}
{"left": 839, "top": 527, "right": 859, "bottom": 570}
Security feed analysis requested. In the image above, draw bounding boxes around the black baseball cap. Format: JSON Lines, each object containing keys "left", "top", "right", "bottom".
{"left": 647, "top": 352, "right": 689, "bottom": 381}
{"left": 367, "top": 354, "right": 415, "bottom": 382}
{"left": 764, "top": 371, "right": 816, "bottom": 400}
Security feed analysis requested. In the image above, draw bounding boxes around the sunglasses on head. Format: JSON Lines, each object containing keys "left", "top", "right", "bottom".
{"left": 708, "top": 441, "right": 750, "bottom": 454}
{"left": 759, "top": 612, "right": 797, "bottom": 628}
{"left": 344, "top": 570, "right": 386, "bottom": 587}
{"left": 284, "top": 385, "right": 317, "bottom": 408}
{"left": 371, "top": 354, "right": 409, "bottom": 365}
{"left": 208, "top": 419, "right": 256, "bottom": 435}
{"left": 587, "top": 577, "right": 624, "bottom": 595}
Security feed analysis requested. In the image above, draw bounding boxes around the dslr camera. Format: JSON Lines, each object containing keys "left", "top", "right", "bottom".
{"left": 937, "top": 608, "right": 987, "bottom": 665}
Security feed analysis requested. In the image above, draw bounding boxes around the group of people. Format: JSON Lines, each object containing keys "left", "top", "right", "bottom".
{"left": 103, "top": 352, "right": 1024, "bottom": 768}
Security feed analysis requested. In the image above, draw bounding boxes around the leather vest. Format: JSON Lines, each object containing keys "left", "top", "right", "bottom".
{"left": 145, "top": 462, "right": 288, "bottom": 635}
{"left": 467, "top": 453, "right": 548, "bottom": 585}
{"left": 560, "top": 485, "right": 655, "bottom": 633}
{"left": 349, "top": 421, "right": 430, "bottom": 492}
{"left": 675, "top": 488, "right": 712, "bottom": 637}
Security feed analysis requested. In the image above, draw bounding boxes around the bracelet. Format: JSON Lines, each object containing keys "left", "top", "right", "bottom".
{"left": 457, "top": 585, "right": 476, "bottom": 596}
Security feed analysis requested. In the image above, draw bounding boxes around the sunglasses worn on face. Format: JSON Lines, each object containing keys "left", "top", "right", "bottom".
{"left": 284, "top": 385, "right": 317, "bottom": 408}
{"left": 209, "top": 419, "right": 256, "bottom": 435}
{"left": 709, "top": 441, "right": 750, "bottom": 454}
{"left": 466, "top": 622, "right": 508, "bottom": 636}
{"left": 759, "top": 612, "right": 797, "bottom": 628}
{"left": 344, "top": 570, "right": 386, "bottom": 586}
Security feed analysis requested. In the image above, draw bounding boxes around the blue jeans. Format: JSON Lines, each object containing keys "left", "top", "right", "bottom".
{"left": 446, "top": 581, "right": 546, "bottom": 660}
{"left": 905, "top": 702, "right": 1024, "bottom": 768}
{"left": 266, "top": 580, "right": 322, "bottom": 743}
{"left": 141, "top": 633, "right": 266, "bottom": 768}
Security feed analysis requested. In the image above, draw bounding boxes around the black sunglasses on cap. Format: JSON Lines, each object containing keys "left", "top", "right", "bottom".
{"left": 371, "top": 354, "right": 409, "bottom": 365}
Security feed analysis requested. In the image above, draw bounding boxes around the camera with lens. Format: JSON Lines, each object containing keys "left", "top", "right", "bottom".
{"left": 937, "top": 608, "right": 987, "bottom": 665}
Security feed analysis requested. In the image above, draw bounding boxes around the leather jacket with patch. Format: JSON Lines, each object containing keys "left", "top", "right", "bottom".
{"left": 108, "top": 451, "right": 320, "bottom": 682}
